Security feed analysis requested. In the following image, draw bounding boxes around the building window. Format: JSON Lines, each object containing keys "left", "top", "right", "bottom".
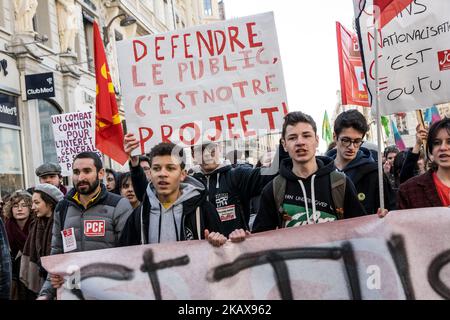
{"left": 32, "top": 16, "right": 38, "bottom": 32}
{"left": 0, "top": 0, "right": 6, "bottom": 29}
{"left": 34, "top": 0, "right": 52, "bottom": 49}
{"left": 204, "top": 0, "right": 212, "bottom": 16}
{"left": 83, "top": 14, "right": 94, "bottom": 72}
{"left": 39, "top": 99, "right": 60, "bottom": 164}
{"left": 0, "top": 127, "right": 24, "bottom": 196}
{"left": 0, "top": 94, "right": 23, "bottom": 196}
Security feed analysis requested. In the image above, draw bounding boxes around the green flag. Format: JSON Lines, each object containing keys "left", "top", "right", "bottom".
{"left": 381, "top": 115, "right": 390, "bottom": 137}
{"left": 322, "top": 111, "right": 333, "bottom": 147}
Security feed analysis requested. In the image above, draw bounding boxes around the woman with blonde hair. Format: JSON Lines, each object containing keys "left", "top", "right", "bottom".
{"left": 3, "top": 190, "right": 34, "bottom": 299}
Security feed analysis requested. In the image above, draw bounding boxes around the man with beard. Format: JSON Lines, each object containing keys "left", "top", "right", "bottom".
{"left": 37, "top": 152, "right": 133, "bottom": 300}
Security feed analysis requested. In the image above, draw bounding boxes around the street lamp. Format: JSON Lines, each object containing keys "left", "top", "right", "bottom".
{"left": 103, "top": 13, "right": 136, "bottom": 47}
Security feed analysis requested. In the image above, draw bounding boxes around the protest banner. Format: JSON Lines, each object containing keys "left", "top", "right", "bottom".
{"left": 116, "top": 12, "right": 288, "bottom": 154}
{"left": 51, "top": 111, "right": 101, "bottom": 176}
{"left": 42, "top": 208, "right": 450, "bottom": 300}
{"left": 354, "top": 0, "right": 450, "bottom": 115}
{"left": 336, "top": 22, "right": 370, "bottom": 107}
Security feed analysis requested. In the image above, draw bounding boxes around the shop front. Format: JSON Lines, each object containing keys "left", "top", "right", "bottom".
{"left": 0, "top": 50, "right": 24, "bottom": 198}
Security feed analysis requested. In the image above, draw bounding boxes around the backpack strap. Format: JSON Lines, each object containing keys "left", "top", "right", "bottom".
{"left": 272, "top": 175, "right": 288, "bottom": 228}
{"left": 330, "top": 170, "right": 346, "bottom": 220}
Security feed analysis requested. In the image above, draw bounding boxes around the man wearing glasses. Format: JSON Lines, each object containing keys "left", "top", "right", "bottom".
{"left": 138, "top": 155, "right": 152, "bottom": 181}
{"left": 327, "top": 110, "right": 395, "bottom": 215}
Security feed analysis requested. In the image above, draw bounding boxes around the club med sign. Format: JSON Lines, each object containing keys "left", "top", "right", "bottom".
{"left": 25, "top": 72, "right": 55, "bottom": 100}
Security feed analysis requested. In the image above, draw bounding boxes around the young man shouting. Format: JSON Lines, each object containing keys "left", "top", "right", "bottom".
{"left": 253, "top": 111, "right": 366, "bottom": 232}
{"left": 120, "top": 142, "right": 246, "bottom": 247}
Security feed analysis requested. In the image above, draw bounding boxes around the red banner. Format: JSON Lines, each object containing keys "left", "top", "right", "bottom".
{"left": 336, "top": 22, "right": 369, "bottom": 107}
{"left": 375, "top": 0, "right": 415, "bottom": 29}
{"left": 94, "top": 21, "right": 128, "bottom": 165}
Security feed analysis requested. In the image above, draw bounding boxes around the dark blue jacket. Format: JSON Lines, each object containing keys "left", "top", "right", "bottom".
{"left": 327, "top": 147, "right": 396, "bottom": 214}
{"left": 0, "top": 218, "right": 11, "bottom": 300}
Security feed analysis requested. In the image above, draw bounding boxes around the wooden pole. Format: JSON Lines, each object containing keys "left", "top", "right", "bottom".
{"left": 374, "top": 17, "right": 385, "bottom": 210}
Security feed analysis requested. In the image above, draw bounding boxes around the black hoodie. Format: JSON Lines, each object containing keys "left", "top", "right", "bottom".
{"left": 253, "top": 156, "right": 365, "bottom": 233}
{"left": 327, "top": 147, "right": 396, "bottom": 214}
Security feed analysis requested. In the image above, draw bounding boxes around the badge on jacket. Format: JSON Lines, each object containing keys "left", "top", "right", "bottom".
{"left": 217, "top": 205, "right": 236, "bottom": 222}
{"left": 215, "top": 193, "right": 229, "bottom": 207}
{"left": 84, "top": 220, "right": 106, "bottom": 237}
{"left": 61, "top": 228, "right": 77, "bottom": 253}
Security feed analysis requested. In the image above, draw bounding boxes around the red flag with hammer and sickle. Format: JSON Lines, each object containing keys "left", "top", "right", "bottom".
{"left": 93, "top": 21, "right": 128, "bottom": 165}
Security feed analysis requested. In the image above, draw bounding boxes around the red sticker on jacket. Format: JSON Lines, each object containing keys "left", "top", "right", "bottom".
{"left": 84, "top": 220, "right": 106, "bottom": 237}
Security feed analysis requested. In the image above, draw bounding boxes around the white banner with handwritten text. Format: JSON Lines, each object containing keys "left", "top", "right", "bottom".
{"left": 42, "top": 208, "right": 450, "bottom": 300}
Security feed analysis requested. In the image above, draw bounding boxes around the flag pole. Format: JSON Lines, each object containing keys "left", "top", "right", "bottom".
{"left": 374, "top": 10, "right": 385, "bottom": 210}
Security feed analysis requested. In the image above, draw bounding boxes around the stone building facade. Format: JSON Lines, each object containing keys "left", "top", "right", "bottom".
{"left": 0, "top": 0, "right": 223, "bottom": 197}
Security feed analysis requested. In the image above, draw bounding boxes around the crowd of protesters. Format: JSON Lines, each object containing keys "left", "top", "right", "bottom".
{"left": 1, "top": 109, "right": 448, "bottom": 300}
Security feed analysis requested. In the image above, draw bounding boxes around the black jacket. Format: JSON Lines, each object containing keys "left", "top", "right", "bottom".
{"left": 253, "top": 156, "right": 366, "bottom": 233}
{"left": 399, "top": 149, "right": 420, "bottom": 184}
{"left": 190, "top": 163, "right": 264, "bottom": 237}
{"left": 0, "top": 218, "right": 11, "bottom": 300}
{"left": 131, "top": 145, "right": 288, "bottom": 237}
{"left": 119, "top": 178, "right": 223, "bottom": 246}
{"left": 191, "top": 145, "right": 289, "bottom": 237}
{"left": 327, "top": 147, "right": 396, "bottom": 214}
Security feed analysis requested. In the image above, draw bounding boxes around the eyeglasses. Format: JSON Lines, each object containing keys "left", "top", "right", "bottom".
{"left": 339, "top": 137, "right": 364, "bottom": 148}
{"left": 13, "top": 203, "right": 29, "bottom": 209}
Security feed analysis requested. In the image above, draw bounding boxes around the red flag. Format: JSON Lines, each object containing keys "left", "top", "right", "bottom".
{"left": 93, "top": 21, "right": 128, "bottom": 165}
{"left": 353, "top": 0, "right": 414, "bottom": 28}
{"left": 336, "top": 22, "right": 369, "bottom": 107}
{"left": 375, "top": 0, "right": 415, "bottom": 28}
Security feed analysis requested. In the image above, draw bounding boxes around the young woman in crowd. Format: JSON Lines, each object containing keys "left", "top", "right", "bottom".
{"left": 20, "top": 184, "right": 64, "bottom": 299}
{"left": 2, "top": 190, "right": 34, "bottom": 299}
{"left": 398, "top": 118, "right": 450, "bottom": 209}
{"left": 119, "top": 172, "right": 140, "bottom": 209}
{"left": 105, "top": 168, "right": 121, "bottom": 195}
